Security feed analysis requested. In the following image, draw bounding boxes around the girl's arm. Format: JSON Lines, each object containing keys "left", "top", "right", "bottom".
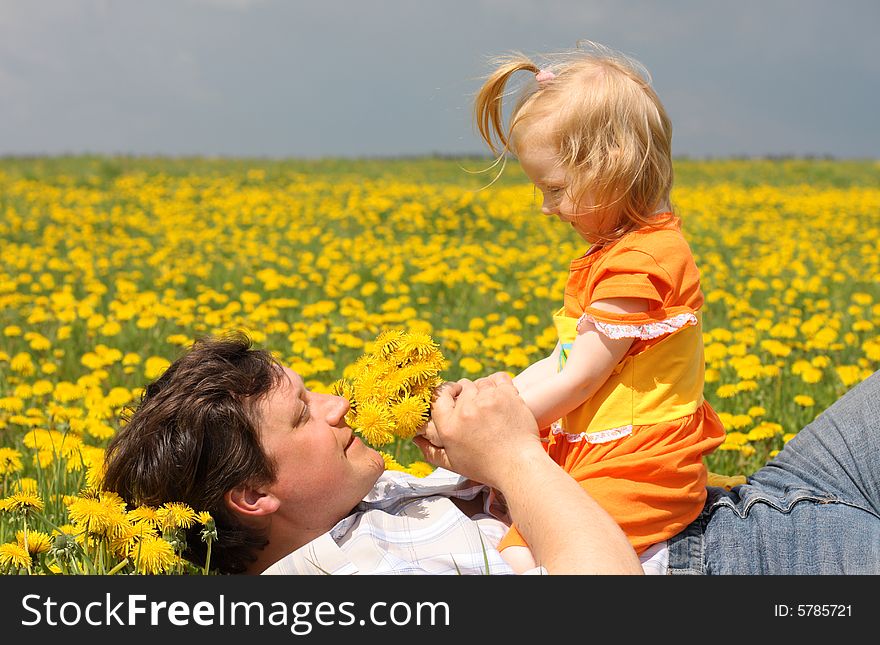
{"left": 512, "top": 342, "right": 561, "bottom": 393}
{"left": 518, "top": 297, "right": 650, "bottom": 429}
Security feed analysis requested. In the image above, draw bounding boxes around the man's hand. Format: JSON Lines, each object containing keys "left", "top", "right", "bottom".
{"left": 414, "top": 381, "right": 463, "bottom": 445}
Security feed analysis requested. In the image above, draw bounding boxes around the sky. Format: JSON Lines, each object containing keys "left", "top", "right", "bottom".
{"left": 0, "top": 0, "right": 878, "bottom": 159}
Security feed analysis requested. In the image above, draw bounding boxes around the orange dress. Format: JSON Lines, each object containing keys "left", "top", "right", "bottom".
{"left": 499, "top": 215, "right": 725, "bottom": 555}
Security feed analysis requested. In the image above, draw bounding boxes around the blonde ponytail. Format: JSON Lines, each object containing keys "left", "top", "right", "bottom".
{"left": 473, "top": 54, "right": 540, "bottom": 157}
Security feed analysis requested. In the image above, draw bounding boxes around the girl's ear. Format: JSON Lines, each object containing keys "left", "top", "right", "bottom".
{"left": 225, "top": 485, "right": 281, "bottom": 518}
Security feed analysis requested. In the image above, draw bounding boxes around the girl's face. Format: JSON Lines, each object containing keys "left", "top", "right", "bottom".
{"left": 516, "top": 141, "right": 605, "bottom": 244}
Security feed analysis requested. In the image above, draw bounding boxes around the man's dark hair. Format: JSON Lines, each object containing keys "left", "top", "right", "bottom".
{"left": 103, "top": 333, "right": 283, "bottom": 574}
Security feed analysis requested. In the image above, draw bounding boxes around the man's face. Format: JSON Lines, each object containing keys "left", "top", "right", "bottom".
{"left": 256, "top": 366, "right": 385, "bottom": 529}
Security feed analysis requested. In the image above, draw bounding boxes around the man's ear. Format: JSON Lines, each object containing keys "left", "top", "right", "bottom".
{"left": 225, "top": 485, "right": 281, "bottom": 518}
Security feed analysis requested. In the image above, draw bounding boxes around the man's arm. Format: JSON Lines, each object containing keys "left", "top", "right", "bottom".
{"left": 414, "top": 374, "right": 643, "bottom": 575}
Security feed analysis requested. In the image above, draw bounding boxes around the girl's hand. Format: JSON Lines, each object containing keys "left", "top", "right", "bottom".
{"left": 414, "top": 373, "right": 542, "bottom": 488}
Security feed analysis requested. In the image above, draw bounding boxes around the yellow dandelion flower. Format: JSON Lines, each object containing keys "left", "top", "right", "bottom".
{"left": 2, "top": 490, "right": 45, "bottom": 515}
{"left": 373, "top": 329, "right": 406, "bottom": 357}
{"left": 144, "top": 356, "right": 171, "bottom": 380}
{"left": 197, "top": 511, "right": 213, "bottom": 526}
{"left": 722, "top": 431, "right": 749, "bottom": 446}
{"left": 353, "top": 401, "right": 396, "bottom": 447}
{"left": 16, "top": 530, "right": 53, "bottom": 555}
{"left": 131, "top": 534, "right": 177, "bottom": 575}
{"left": 53, "top": 381, "right": 84, "bottom": 403}
{"left": 107, "top": 520, "right": 142, "bottom": 558}
{"left": 166, "top": 334, "right": 192, "bottom": 347}
{"left": 381, "top": 452, "right": 406, "bottom": 472}
{"left": 14, "top": 384, "right": 33, "bottom": 400}
{"left": 760, "top": 339, "right": 791, "bottom": 357}
{"left": 835, "top": 365, "right": 863, "bottom": 387}
{"left": 727, "top": 414, "right": 752, "bottom": 430}
{"left": 405, "top": 461, "right": 435, "bottom": 478}
{"left": 379, "top": 368, "right": 415, "bottom": 397}
{"left": 79, "top": 449, "right": 108, "bottom": 490}
{"left": 128, "top": 506, "right": 160, "bottom": 530}
{"left": 863, "top": 339, "right": 880, "bottom": 361}
{"left": 0, "top": 396, "right": 24, "bottom": 412}
{"left": 0, "top": 542, "right": 32, "bottom": 570}
{"left": 398, "top": 362, "right": 441, "bottom": 387}
{"left": 783, "top": 432, "right": 797, "bottom": 443}
{"left": 794, "top": 395, "right": 815, "bottom": 407}
{"left": 330, "top": 378, "right": 354, "bottom": 404}
{"left": 716, "top": 412, "right": 734, "bottom": 430}
{"left": 755, "top": 421, "right": 783, "bottom": 435}
{"left": 390, "top": 395, "right": 429, "bottom": 439}
{"left": 157, "top": 502, "right": 198, "bottom": 531}
{"left": 10, "top": 352, "right": 35, "bottom": 375}
{"left": 748, "top": 406, "right": 766, "bottom": 417}
{"left": 15, "top": 478, "right": 39, "bottom": 493}
{"left": 715, "top": 384, "right": 738, "bottom": 399}
{"left": 0, "top": 448, "right": 24, "bottom": 475}
{"left": 26, "top": 333, "right": 52, "bottom": 351}
{"left": 32, "top": 380, "right": 54, "bottom": 396}
{"left": 84, "top": 418, "right": 116, "bottom": 441}
{"left": 66, "top": 493, "right": 128, "bottom": 538}
{"left": 105, "top": 386, "right": 133, "bottom": 408}
{"left": 460, "top": 357, "right": 483, "bottom": 374}
{"left": 747, "top": 425, "right": 778, "bottom": 441}
{"left": 399, "top": 331, "right": 438, "bottom": 357}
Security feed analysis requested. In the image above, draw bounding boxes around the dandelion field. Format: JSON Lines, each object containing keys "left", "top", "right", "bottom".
{"left": 1, "top": 155, "right": 879, "bottom": 574}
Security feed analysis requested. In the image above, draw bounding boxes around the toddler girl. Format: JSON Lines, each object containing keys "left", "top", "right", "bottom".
{"left": 473, "top": 42, "right": 725, "bottom": 570}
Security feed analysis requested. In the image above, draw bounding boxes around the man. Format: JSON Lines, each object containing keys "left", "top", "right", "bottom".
{"left": 103, "top": 333, "right": 643, "bottom": 575}
{"left": 105, "top": 333, "right": 880, "bottom": 575}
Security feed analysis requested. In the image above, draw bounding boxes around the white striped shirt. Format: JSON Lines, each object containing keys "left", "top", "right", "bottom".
{"left": 262, "top": 468, "right": 667, "bottom": 575}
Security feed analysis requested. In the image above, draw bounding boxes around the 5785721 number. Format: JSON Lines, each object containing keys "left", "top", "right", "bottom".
{"left": 774, "top": 604, "right": 852, "bottom": 617}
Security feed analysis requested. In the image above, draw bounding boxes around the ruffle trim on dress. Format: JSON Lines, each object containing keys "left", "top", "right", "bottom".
{"left": 576, "top": 311, "right": 698, "bottom": 339}
{"left": 550, "top": 420, "right": 633, "bottom": 444}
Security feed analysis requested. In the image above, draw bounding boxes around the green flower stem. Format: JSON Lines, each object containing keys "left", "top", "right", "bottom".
{"left": 107, "top": 558, "right": 129, "bottom": 575}
{"left": 202, "top": 538, "right": 212, "bottom": 575}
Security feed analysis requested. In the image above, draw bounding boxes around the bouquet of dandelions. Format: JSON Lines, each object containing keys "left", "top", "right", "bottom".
{"left": 331, "top": 329, "right": 447, "bottom": 475}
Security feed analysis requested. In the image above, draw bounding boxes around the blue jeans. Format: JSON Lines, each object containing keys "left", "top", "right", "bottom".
{"left": 668, "top": 370, "right": 880, "bottom": 574}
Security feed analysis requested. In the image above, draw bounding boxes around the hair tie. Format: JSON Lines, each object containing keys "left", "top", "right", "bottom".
{"left": 535, "top": 69, "right": 556, "bottom": 83}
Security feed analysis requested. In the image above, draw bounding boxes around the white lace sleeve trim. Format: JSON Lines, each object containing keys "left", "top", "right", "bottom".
{"left": 576, "top": 311, "right": 698, "bottom": 340}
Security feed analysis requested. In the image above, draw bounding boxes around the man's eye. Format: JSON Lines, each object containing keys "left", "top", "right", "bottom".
{"left": 295, "top": 404, "right": 309, "bottom": 427}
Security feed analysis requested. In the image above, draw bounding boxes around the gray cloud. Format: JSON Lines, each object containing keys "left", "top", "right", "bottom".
{"left": 0, "top": 0, "right": 877, "bottom": 158}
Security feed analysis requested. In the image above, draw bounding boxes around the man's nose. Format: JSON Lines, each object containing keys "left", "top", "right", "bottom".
{"left": 325, "top": 394, "right": 351, "bottom": 425}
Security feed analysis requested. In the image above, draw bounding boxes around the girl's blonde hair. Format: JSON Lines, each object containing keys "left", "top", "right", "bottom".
{"left": 474, "top": 41, "right": 674, "bottom": 241}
